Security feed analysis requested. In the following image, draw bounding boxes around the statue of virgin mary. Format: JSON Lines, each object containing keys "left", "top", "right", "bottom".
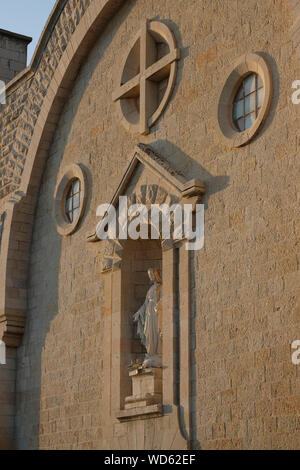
{"left": 133, "top": 268, "right": 162, "bottom": 368}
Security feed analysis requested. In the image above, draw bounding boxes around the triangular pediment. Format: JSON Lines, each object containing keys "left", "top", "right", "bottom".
{"left": 87, "top": 143, "right": 205, "bottom": 245}
{"left": 111, "top": 143, "right": 205, "bottom": 207}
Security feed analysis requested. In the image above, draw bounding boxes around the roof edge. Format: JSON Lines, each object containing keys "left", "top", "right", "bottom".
{"left": 0, "top": 28, "right": 32, "bottom": 43}
{"left": 29, "top": 0, "right": 68, "bottom": 71}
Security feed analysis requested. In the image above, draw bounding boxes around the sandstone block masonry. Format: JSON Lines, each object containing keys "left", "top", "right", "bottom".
{"left": 0, "top": 0, "right": 300, "bottom": 450}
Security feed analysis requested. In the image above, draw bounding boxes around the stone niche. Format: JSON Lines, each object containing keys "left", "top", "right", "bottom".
{"left": 122, "top": 238, "right": 162, "bottom": 368}
{"left": 118, "top": 237, "right": 163, "bottom": 421}
{"left": 92, "top": 143, "right": 205, "bottom": 448}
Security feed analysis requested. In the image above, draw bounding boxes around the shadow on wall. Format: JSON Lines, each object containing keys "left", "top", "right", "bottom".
{"left": 151, "top": 139, "right": 230, "bottom": 209}
{"left": 146, "top": 140, "right": 230, "bottom": 450}
{"left": 14, "top": 0, "right": 138, "bottom": 450}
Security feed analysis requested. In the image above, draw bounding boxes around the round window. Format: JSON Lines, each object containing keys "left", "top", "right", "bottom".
{"left": 53, "top": 164, "right": 87, "bottom": 236}
{"left": 232, "top": 73, "right": 264, "bottom": 132}
{"left": 217, "top": 53, "right": 272, "bottom": 148}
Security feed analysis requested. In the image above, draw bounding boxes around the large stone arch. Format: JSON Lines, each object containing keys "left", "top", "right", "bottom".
{"left": 0, "top": 0, "right": 299, "bottom": 347}
{"left": 0, "top": 0, "right": 126, "bottom": 347}
{"left": 0, "top": 0, "right": 299, "bottom": 450}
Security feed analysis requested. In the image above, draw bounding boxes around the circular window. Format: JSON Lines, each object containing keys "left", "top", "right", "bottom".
{"left": 53, "top": 164, "right": 87, "bottom": 236}
{"left": 217, "top": 53, "right": 272, "bottom": 148}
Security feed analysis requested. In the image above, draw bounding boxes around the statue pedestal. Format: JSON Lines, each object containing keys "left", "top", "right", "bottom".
{"left": 117, "top": 368, "right": 163, "bottom": 422}
{"left": 125, "top": 368, "right": 162, "bottom": 408}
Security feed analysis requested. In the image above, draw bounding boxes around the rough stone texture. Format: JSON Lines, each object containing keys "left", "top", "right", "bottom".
{"left": 0, "top": 0, "right": 300, "bottom": 450}
{"left": 0, "top": 0, "right": 91, "bottom": 199}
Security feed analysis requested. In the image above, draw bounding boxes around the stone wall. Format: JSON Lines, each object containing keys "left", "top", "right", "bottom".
{"left": 0, "top": 0, "right": 299, "bottom": 450}
{"left": 0, "top": 0, "right": 91, "bottom": 199}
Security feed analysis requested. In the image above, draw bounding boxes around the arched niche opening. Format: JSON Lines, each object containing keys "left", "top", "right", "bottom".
{"left": 120, "top": 236, "right": 162, "bottom": 408}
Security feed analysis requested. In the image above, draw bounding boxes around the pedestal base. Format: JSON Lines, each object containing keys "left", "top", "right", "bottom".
{"left": 117, "top": 368, "right": 163, "bottom": 422}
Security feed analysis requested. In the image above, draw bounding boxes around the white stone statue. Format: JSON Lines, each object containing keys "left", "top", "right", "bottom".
{"left": 133, "top": 268, "right": 162, "bottom": 368}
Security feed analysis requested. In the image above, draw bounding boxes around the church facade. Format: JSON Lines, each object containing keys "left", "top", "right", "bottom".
{"left": 0, "top": 0, "right": 299, "bottom": 450}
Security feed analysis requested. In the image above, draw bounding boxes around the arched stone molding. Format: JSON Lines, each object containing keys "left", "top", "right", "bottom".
{"left": 101, "top": 183, "right": 179, "bottom": 272}
{"left": 0, "top": 0, "right": 299, "bottom": 351}
{"left": 0, "top": 0, "right": 126, "bottom": 348}
{"left": 0, "top": 194, "right": 28, "bottom": 348}
{"left": 0, "top": 0, "right": 298, "bottom": 451}
{"left": 87, "top": 142, "right": 205, "bottom": 265}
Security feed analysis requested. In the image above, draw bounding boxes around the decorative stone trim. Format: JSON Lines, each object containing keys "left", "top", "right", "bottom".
{"left": 0, "top": 0, "right": 126, "bottom": 351}
{"left": 0, "top": 0, "right": 126, "bottom": 348}
{"left": 87, "top": 143, "right": 206, "bottom": 272}
{"left": 53, "top": 164, "right": 87, "bottom": 236}
{"left": 116, "top": 404, "right": 163, "bottom": 422}
{"left": 98, "top": 184, "right": 179, "bottom": 272}
{"left": 113, "top": 20, "right": 180, "bottom": 135}
{"left": 0, "top": 0, "right": 124, "bottom": 199}
{"left": 217, "top": 53, "right": 273, "bottom": 148}
{"left": 116, "top": 368, "right": 163, "bottom": 422}
{"left": 92, "top": 143, "right": 205, "bottom": 444}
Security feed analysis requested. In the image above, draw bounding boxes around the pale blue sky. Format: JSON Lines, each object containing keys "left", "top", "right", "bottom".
{"left": 0, "top": 0, "right": 56, "bottom": 64}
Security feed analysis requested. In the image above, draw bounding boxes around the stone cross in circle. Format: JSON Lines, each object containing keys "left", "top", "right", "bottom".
{"left": 113, "top": 21, "right": 180, "bottom": 135}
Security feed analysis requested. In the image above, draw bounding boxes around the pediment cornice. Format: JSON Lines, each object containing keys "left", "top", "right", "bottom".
{"left": 110, "top": 143, "right": 205, "bottom": 208}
